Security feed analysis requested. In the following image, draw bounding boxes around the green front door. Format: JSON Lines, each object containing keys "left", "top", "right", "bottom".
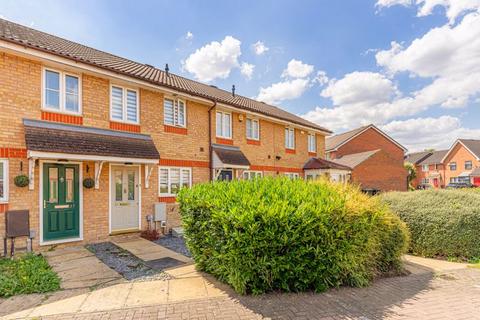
{"left": 43, "top": 163, "right": 80, "bottom": 241}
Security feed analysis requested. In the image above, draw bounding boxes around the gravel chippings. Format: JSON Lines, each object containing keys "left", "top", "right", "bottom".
{"left": 154, "top": 234, "right": 192, "bottom": 258}
{"left": 86, "top": 242, "right": 170, "bottom": 281}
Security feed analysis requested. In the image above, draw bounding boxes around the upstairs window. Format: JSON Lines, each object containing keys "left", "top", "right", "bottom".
{"left": 43, "top": 68, "right": 81, "bottom": 114}
{"left": 422, "top": 164, "right": 429, "bottom": 172}
{"left": 308, "top": 134, "right": 316, "bottom": 153}
{"left": 216, "top": 111, "right": 232, "bottom": 139}
{"left": 449, "top": 162, "right": 457, "bottom": 171}
{"left": 159, "top": 167, "right": 191, "bottom": 196}
{"left": 465, "top": 160, "right": 473, "bottom": 170}
{"left": 164, "top": 98, "right": 186, "bottom": 127}
{"left": 246, "top": 118, "right": 259, "bottom": 140}
{"left": 111, "top": 85, "right": 139, "bottom": 123}
{"left": 0, "top": 160, "right": 8, "bottom": 202}
{"left": 285, "top": 128, "right": 295, "bottom": 149}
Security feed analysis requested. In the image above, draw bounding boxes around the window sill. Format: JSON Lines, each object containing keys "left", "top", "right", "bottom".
{"left": 308, "top": 152, "right": 317, "bottom": 157}
{"left": 41, "top": 108, "right": 82, "bottom": 117}
{"left": 285, "top": 148, "right": 296, "bottom": 154}
{"left": 247, "top": 139, "right": 260, "bottom": 146}
{"left": 216, "top": 137, "right": 234, "bottom": 145}
{"left": 164, "top": 125, "right": 188, "bottom": 135}
{"left": 0, "top": 203, "right": 9, "bottom": 213}
{"left": 42, "top": 111, "right": 83, "bottom": 125}
{"left": 110, "top": 121, "right": 141, "bottom": 133}
{"left": 158, "top": 196, "right": 177, "bottom": 203}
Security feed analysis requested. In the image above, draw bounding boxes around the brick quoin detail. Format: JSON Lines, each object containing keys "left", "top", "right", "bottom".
{"left": 0, "top": 148, "right": 27, "bottom": 158}
{"left": 246, "top": 139, "right": 260, "bottom": 146}
{"left": 158, "top": 196, "right": 176, "bottom": 203}
{"left": 0, "top": 204, "right": 8, "bottom": 213}
{"left": 216, "top": 137, "right": 234, "bottom": 145}
{"left": 286, "top": 148, "right": 296, "bottom": 154}
{"left": 164, "top": 125, "right": 188, "bottom": 135}
{"left": 109, "top": 121, "right": 141, "bottom": 133}
{"left": 159, "top": 159, "right": 210, "bottom": 168}
{"left": 250, "top": 165, "right": 303, "bottom": 173}
{"left": 41, "top": 111, "right": 83, "bottom": 125}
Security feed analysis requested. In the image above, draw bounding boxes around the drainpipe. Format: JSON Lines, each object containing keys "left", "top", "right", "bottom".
{"left": 208, "top": 100, "right": 217, "bottom": 181}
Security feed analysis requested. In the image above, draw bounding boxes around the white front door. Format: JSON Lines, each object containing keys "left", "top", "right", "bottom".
{"left": 111, "top": 165, "right": 139, "bottom": 232}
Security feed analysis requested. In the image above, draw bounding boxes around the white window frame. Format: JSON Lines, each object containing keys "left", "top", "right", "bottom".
{"left": 110, "top": 84, "right": 140, "bottom": 124}
{"left": 449, "top": 162, "right": 457, "bottom": 171}
{"left": 216, "top": 111, "right": 232, "bottom": 139}
{"left": 284, "top": 172, "right": 299, "bottom": 180}
{"left": 421, "top": 178, "right": 430, "bottom": 184}
{"left": 243, "top": 170, "right": 263, "bottom": 180}
{"left": 422, "top": 164, "right": 429, "bottom": 172}
{"left": 164, "top": 97, "right": 187, "bottom": 127}
{"left": 42, "top": 67, "right": 82, "bottom": 115}
{"left": 465, "top": 160, "right": 473, "bottom": 170}
{"left": 0, "top": 159, "right": 9, "bottom": 203}
{"left": 158, "top": 167, "right": 192, "bottom": 196}
{"left": 285, "top": 127, "right": 295, "bottom": 149}
{"left": 246, "top": 118, "right": 260, "bottom": 141}
{"left": 308, "top": 133, "right": 316, "bottom": 153}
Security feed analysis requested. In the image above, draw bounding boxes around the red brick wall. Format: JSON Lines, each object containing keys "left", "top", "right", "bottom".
{"left": 414, "top": 163, "right": 446, "bottom": 189}
{"left": 351, "top": 150, "right": 408, "bottom": 191}
{"left": 443, "top": 143, "right": 480, "bottom": 184}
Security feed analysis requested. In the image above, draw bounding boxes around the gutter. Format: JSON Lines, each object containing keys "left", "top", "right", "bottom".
{"left": 208, "top": 100, "right": 217, "bottom": 181}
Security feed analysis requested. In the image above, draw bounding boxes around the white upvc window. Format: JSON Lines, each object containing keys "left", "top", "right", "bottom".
{"left": 246, "top": 118, "right": 259, "bottom": 140}
{"left": 159, "top": 167, "right": 192, "bottom": 196}
{"left": 164, "top": 98, "right": 186, "bottom": 127}
{"left": 0, "top": 160, "right": 8, "bottom": 202}
{"left": 308, "top": 133, "right": 316, "bottom": 153}
{"left": 285, "top": 127, "right": 295, "bottom": 149}
{"left": 243, "top": 170, "right": 263, "bottom": 180}
{"left": 43, "top": 68, "right": 81, "bottom": 114}
{"left": 216, "top": 111, "right": 232, "bottom": 138}
{"left": 284, "top": 172, "right": 299, "bottom": 180}
{"left": 110, "top": 85, "right": 139, "bottom": 124}
{"left": 422, "top": 164, "right": 429, "bottom": 172}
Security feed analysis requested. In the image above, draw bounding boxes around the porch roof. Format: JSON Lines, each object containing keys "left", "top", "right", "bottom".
{"left": 303, "top": 157, "right": 351, "bottom": 171}
{"left": 24, "top": 119, "right": 160, "bottom": 162}
{"left": 212, "top": 144, "right": 250, "bottom": 169}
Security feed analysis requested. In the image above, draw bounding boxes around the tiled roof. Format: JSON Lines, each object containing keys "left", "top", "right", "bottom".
{"left": 333, "top": 150, "right": 380, "bottom": 168}
{"left": 419, "top": 150, "right": 448, "bottom": 165}
{"left": 24, "top": 119, "right": 160, "bottom": 159}
{"left": 459, "top": 139, "right": 480, "bottom": 159}
{"left": 303, "top": 157, "right": 351, "bottom": 170}
{"left": 212, "top": 144, "right": 250, "bottom": 167}
{"left": 325, "top": 126, "right": 369, "bottom": 151}
{"left": 0, "top": 18, "right": 330, "bottom": 133}
{"left": 405, "top": 151, "right": 432, "bottom": 165}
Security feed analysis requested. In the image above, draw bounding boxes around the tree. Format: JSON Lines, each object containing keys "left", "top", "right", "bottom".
{"left": 404, "top": 162, "right": 417, "bottom": 191}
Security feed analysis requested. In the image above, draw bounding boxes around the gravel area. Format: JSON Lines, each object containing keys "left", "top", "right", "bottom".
{"left": 154, "top": 234, "right": 192, "bottom": 258}
{"left": 86, "top": 242, "right": 170, "bottom": 281}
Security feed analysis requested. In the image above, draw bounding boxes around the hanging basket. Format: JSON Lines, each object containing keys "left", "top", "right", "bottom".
{"left": 83, "top": 178, "right": 95, "bottom": 189}
{"left": 14, "top": 174, "right": 29, "bottom": 188}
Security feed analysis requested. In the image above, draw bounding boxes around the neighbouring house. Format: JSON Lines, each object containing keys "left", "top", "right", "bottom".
{"left": 406, "top": 150, "right": 448, "bottom": 189}
{"left": 442, "top": 139, "right": 480, "bottom": 187}
{"left": 324, "top": 124, "right": 408, "bottom": 192}
{"left": 0, "top": 19, "right": 331, "bottom": 249}
{"left": 303, "top": 157, "right": 351, "bottom": 183}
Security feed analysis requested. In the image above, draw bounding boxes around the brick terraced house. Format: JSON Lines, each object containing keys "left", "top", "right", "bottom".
{"left": 323, "top": 124, "right": 408, "bottom": 192}
{"left": 0, "top": 19, "right": 331, "bottom": 249}
{"left": 406, "top": 150, "right": 447, "bottom": 189}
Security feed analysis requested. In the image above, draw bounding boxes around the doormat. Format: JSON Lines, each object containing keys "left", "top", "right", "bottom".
{"left": 145, "top": 257, "right": 185, "bottom": 270}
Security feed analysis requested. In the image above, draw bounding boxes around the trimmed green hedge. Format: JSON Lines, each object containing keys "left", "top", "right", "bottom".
{"left": 381, "top": 189, "right": 480, "bottom": 260}
{"left": 178, "top": 178, "right": 409, "bottom": 294}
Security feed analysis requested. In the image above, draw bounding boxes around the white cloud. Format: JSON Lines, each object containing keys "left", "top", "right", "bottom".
{"left": 376, "top": 0, "right": 480, "bottom": 23}
{"left": 252, "top": 41, "right": 269, "bottom": 55}
{"left": 240, "top": 62, "right": 255, "bottom": 80}
{"left": 185, "top": 31, "right": 194, "bottom": 40}
{"left": 281, "top": 59, "right": 314, "bottom": 78}
{"left": 257, "top": 79, "right": 310, "bottom": 104}
{"left": 313, "top": 70, "right": 329, "bottom": 86}
{"left": 381, "top": 116, "right": 480, "bottom": 151}
{"left": 183, "top": 36, "right": 242, "bottom": 82}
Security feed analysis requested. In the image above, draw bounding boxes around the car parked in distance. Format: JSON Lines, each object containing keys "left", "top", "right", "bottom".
{"left": 446, "top": 182, "right": 476, "bottom": 189}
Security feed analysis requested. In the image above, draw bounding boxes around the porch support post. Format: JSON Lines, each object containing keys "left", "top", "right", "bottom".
{"left": 145, "top": 164, "right": 154, "bottom": 189}
{"left": 94, "top": 161, "right": 105, "bottom": 189}
{"left": 28, "top": 158, "right": 35, "bottom": 190}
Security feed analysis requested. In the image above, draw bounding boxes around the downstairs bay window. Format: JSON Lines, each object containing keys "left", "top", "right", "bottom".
{"left": 159, "top": 167, "right": 192, "bottom": 196}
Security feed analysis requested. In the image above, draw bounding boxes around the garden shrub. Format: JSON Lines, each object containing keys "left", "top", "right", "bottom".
{"left": 382, "top": 189, "right": 480, "bottom": 261}
{"left": 178, "top": 178, "right": 409, "bottom": 294}
{"left": 0, "top": 254, "right": 60, "bottom": 298}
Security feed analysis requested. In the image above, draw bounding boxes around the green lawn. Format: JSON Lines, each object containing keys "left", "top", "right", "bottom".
{"left": 0, "top": 254, "right": 60, "bottom": 298}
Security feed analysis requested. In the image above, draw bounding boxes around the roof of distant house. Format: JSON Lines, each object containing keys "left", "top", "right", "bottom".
{"left": 333, "top": 149, "right": 381, "bottom": 168}
{"left": 405, "top": 151, "right": 432, "bottom": 165}
{"left": 0, "top": 18, "right": 330, "bottom": 133}
{"left": 419, "top": 150, "right": 448, "bottom": 165}
{"left": 303, "top": 157, "right": 352, "bottom": 171}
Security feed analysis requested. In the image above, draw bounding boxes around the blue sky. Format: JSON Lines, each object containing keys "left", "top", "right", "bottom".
{"left": 1, "top": 0, "right": 480, "bottom": 151}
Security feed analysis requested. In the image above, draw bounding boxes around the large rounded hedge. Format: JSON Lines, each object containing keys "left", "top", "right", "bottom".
{"left": 178, "top": 178, "right": 409, "bottom": 294}
{"left": 382, "top": 189, "right": 480, "bottom": 260}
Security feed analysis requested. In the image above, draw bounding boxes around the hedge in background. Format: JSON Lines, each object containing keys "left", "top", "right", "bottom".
{"left": 178, "top": 178, "right": 409, "bottom": 294}
{"left": 382, "top": 189, "right": 480, "bottom": 261}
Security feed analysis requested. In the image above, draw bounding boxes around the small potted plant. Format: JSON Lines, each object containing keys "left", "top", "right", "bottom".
{"left": 14, "top": 174, "right": 29, "bottom": 188}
